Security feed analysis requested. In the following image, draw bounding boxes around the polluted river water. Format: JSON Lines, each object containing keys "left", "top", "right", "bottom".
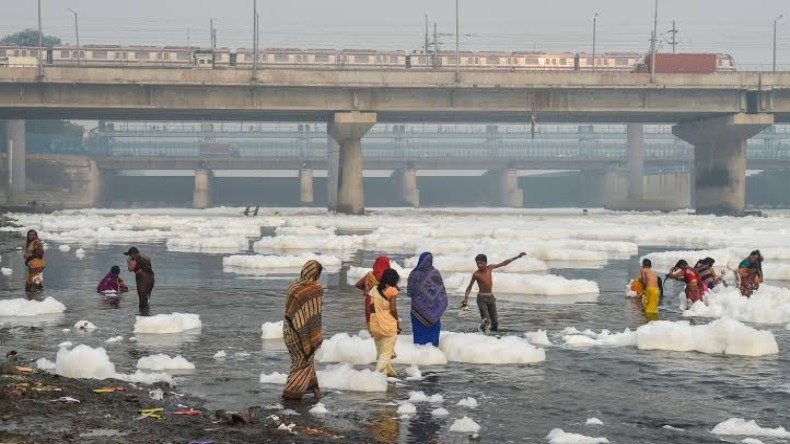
{"left": 1, "top": 207, "right": 789, "bottom": 443}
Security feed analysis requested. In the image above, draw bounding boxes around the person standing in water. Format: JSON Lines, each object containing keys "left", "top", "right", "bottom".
{"left": 462, "top": 252, "right": 526, "bottom": 333}
{"left": 738, "top": 250, "right": 764, "bottom": 297}
{"left": 407, "top": 252, "right": 448, "bottom": 347}
{"left": 355, "top": 255, "right": 390, "bottom": 328}
{"left": 124, "top": 247, "right": 155, "bottom": 316}
{"left": 666, "top": 259, "right": 703, "bottom": 307}
{"left": 369, "top": 268, "right": 401, "bottom": 377}
{"left": 23, "top": 230, "right": 45, "bottom": 291}
{"left": 639, "top": 259, "right": 660, "bottom": 318}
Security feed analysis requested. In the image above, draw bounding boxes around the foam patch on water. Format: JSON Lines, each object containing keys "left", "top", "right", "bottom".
{"left": 684, "top": 285, "right": 790, "bottom": 325}
{"left": 259, "top": 372, "right": 288, "bottom": 384}
{"left": 58, "top": 341, "right": 73, "bottom": 348}
{"left": 439, "top": 332, "right": 546, "bottom": 364}
{"left": 457, "top": 397, "right": 478, "bottom": 409}
{"left": 75, "top": 320, "right": 97, "bottom": 331}
{"left": 36, "top": 358, "right": 56, "bottom": 371}
{"left": 710, "top": 418, "right": 790, "bottom": 438}
{"left": 586, "top": 418, "right": 604, "bottom": 426}
{"left": 317, "top": 364, "right": 388, "bottom": 392}
{"left": 546, "top": 428, "right": 609, "bottom": 443}
{"left": 58, "top": 244, "right": 71, "bottom": 252}
{"left": 397, "top": 402, "right": 417, "bottom": 416}
{"left": 55, "top": 344, "right": 117, "bottom": 379}
{"left": 317, "top": 333, "right": 448, "bottom": 366}
{"left": 0, "top": 297, "right": 66, "bottom": 316}
{"left": 261, "top": 321, "right": 284, "bottom": 339}
{"left": 224, "top": 253, "right": 342, "bottom": 274}
{"left": 213, "top": 350, "right": 227, "bottom": 359}
{"left": 408, "top": 391, "right": 444, "bottom": 403}
{"left": 447, "top": 273, "right": 599, "bottom": 296}
{"left": 116, "top": 370, "right": 174, "bottom": 385}
{"left": 404, "top": 254, "right": 548, "bottom": 273}
{"left": 637, "top": 319, "right": 778, "bottom": 357}
{"left": 741, "top": 438, "right": 765, "bottom": 444}
{"left": 75, "top": 248, "right": 85, "bottom": 259}
{"left": 133, "top": 313, "right": 202, "bottom": 334}
{"left": 136, "top": 354, "right": 195, "bottom": 371}
{"left": 346, "top": 262, "right": 411, "bottom": 286}
{"left": 450, "top": 416, "right": 481, "bottom": 433}
{"left": 253, "top": 234, "right": 365, "bottom": 253}
{"left": 309, "top": 402, "right": 329, "bottom": 416}
{"left": 166, "top": 236, "right": 249, "bottom": 253}
{"left": 0, "top": 267, "right": 11, "bottom": 275}
{"left": 562, "top": 328, "right": 637, "bottom": 348}
{"left": 105, "top": 336, "right": 124, "bottom": 344}
{"left": 431, "top": 407, "right": 450, "bottom": 417}
{"left": 404, "top": 364, "right": 423, "bottom": 380}
{"left": 525, "top": 330, "right": 552, "bottom": 346}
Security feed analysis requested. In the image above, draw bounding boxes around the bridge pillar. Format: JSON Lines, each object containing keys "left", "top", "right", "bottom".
{"left": 326, "top": 135, "right": 340, "bottom": 211}
{"left": 328, "top": 112, "right": 376, "bottom": 215}
{"left": 299, "top": 167, "right": 314, "bottom": 205}
{"left": 193, "top": 168, "right": 213, "bottom": 209}
{"left": 4, "top": 120, "right": 26, "bottom": 204}
{"left": 486, "top": 168, "right": 523, "bottom": 207}
{"left": 673, "top": 113, "right": 773, "bottom": 215}
{"left": 626, "top": 123, "right": 645, "bottom": 200}
{"left": 392, "top": 168, "right": 420, "bottom": 207}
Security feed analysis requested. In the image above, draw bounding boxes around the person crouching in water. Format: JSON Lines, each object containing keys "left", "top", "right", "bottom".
{"left": 639, "top": 259, "right": 660, "bottom": 318}
{"left": 97, "top": 265, "right": 129, "bottom": 294}
{"left": 667, "top": 260, "right": 704, "bottom": 308}
{"left": 368, "top": 268, "right": 401, "bottom": 377}
{"left": 738, "top": 250, "right": 764, "bottom": 297}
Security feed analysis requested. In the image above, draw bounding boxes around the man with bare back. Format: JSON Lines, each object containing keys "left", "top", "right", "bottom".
{"left": 462, "top": 252, "right": 526, "bottom": 333}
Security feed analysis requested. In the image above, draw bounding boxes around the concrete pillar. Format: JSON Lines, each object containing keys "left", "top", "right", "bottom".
{"left": 673, "top": 113, "right": 773, "bottom": 215}
{"left": 299, "top": 167, "right": 314, "bottom": 205}
{"left": 626, "top": 123, "right": 645, "bottom": 200}
{"left": 393, "top": 168, "right": 420, "bottom": 207}
{"left": 86, "top": 162, "right": 115, "bottom": 208}
{"left": 5, "top": 120, "right": 26, "bottom": 204}
{"left": 328, "top": 112, "right": 376, "bottom": 215}
{"left": 193, "top": 168, "right": 213, "bottom": 209}
{"left": 486, "top": 168, "right": 523, "bottom": 207}
{"left": 326, "top": 135, "right": 340, "bottom": 211}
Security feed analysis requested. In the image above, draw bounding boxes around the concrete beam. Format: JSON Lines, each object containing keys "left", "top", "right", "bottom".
{"left": 328, "top": 112, "right": 376, "bottom": 215}
{"left": 392, "top": 168, "right": 420, "bottom": 208}
{"left": 4, "top": 120, "right": 25, "bottom": 204}
{"left": 626, "top": 123, "right": 644, "bottom": 200}
{"left": 193, "top": 168, "right": 213, "bottom": 209}
{"left": 673, "top": 113, "right": 774, "bottom": 215}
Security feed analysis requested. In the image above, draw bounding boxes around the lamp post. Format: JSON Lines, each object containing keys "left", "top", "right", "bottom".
{"left": 67, "top": 8, "right": 80, "bottom": 65}
{"left": 455, "top": 0, "right": 460, "bottom": 82}
{"left": 650, "top": 0, "right": 659, "bottom": 82}
{"left": 252, "top": 0, "right": 258, "bottom": 82}
{"left": 592, "top": 12, "right": 598, "bottom": 70}
{"left": 37, "top": 0, "right": 43, "bottom": 78}
{"left": 774, "top": 14, "right": 783, "bottom": 73}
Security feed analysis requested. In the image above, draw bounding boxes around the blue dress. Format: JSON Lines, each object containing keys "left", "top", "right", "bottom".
{"left": 412, "top": 312, "right": 441, "bottom": 347}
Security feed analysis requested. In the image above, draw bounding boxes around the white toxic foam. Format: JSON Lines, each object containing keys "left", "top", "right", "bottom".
{"left": 136, "top": 354, "right": 195, "bottom": 371}
{"left": 439, "top": 332, "right": 546, "bottom": 364}
{"left": 525, "top": 330, "right": 552, "bottom": 346}
{"left": 0, "top": 267, "right": 11, "bottom": 275}
{"left": 55, "top": 344, "right": 117, "bottom": 380}
{"left": 133, "top": 313, "right": 202, "bottom": 334}
{"left": 449, "top": 273, "right": 599, "bottom": 296}
{"left": 449, "top": 416, "right": 482, "bottom": 433}
{"left": 562, "top": 328, "right": 637, "bottom": 348}
{"left": 116, "top": 370, "right": 174, "bottom": 385}
{"left": 710, "top": 418, "right": 790, "bottom": 438}
{"left": 213, "top": 350, "right": 227, "bottom": 359}
{"left": 0, "top": 297, "right": 66, "bottom": 317}
{"left": 224, "top": 253, "right": 342, "bottom": 274}
{"left": 404, "top": 254, "right": 547, "bottom": 273}
{"left": 316, "top": 333, "right": 448, "bottom": 366}
{"left": 405, "top": 364, "right": 423, "bottom": 380}
{"left": 253, "top": 234, "right": 365, "bottom": 252}
{"left": 105, "top": 336, "right": 124, "bottom": 344}
{"left": 431, "top": 407, "right": 450, "bottom": 417}
{"left": 397, "top": 402, "right": 417, "bottom": 416}
{"left": 275, "top": 226, "right": 336, "bottom": 237}
{"left": 309, "top": 402, "right": 329, "bottom": 416}
{"left": 408, "top": 391, "right": 444, "bottom": 403}
{"left": 317, "top": 363, "right": 388, "bottom": 392}
{"left": 586, "top": 418, "right": 604, "bottom": 426}
{"left": 546, "top": 428, "right": 609, "bottom": 444}
{"left": 741, "top": 439, "right": 765, "bottom": 444}
{"left": 261, "top": 321, "right": 284, "bottom": 339}
{"left": 637, "top": 319, "right": 778, "bottom": 357}
{"left": 259, "top": 372, "right": 288, "bottom": 384}
{"left": 457, "top": 397, "right": 478, "bottom": 409}
{"left": 684, "top": 285, "right": 790, "bottom": 325}
{"left": 166, "top": 236, "right": 249, "bottom": 253}
{"left": 75, "top": 248, "right": 85, "bottom": 259}
{"left": 75, "top": 320, "right": 97, "bottom": 331}
{"left": 36, "top": 357, "right": 56, "bottom": 371}
{"left": 346, "top": 262, "right": 411, "bottom": 286}
{"left": 58, "top": 244, "right": 71, "bottom": 252}
{"left": 58, "top": 341, "right": 73, "bottom": 348}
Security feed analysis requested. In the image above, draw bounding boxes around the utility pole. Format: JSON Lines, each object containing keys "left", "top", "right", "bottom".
{"left": 252, "top": 0, "right": 258, "bottom": 82}
{"left": 424, "top": 14, "right": 429, "bottom": 55}
{"left": 455, "top": 0, "right": 460, "bottom": 82}
{"left": 650, "top": 0, "right": 658, "bottom": 83}
{"left": 667, "top": 20, "right": 678, "bottom": 54}
{"left": 774, "top": 15, "right": 783, "bottom": 73}
{"left": 187, "top": 27, "right": 191, "bottom": 50}
{"left": 37, "top": 0, "right": 43, "bottom": 79}
{"left": 67, "top": 9, "right": 80, "bottom": 65}
{"left": 592, "top": 13, "right": 598, "bottom": 70}
{"left": 433, "top": 22, "right": 439, "bottom": 67}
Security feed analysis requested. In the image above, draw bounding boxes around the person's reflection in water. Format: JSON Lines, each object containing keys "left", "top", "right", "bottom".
{"left": 407, "top": 376, "right": 444, "bottom": 444}
{"left": 368, "top": 407, "right": 399, "bottom": 443}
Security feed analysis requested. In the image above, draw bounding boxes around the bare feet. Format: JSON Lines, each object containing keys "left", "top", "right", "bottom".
{"left": 312, "top": 387, "right": 322, "bottom": 399}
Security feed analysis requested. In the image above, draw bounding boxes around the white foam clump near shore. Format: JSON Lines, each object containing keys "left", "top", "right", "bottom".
{"left": 75, "top": 320, "right": 97, "bottom": 331}
{"left": 447, "top": 273, "right": 599, "bottom": 296}
{"left": 546, "top": 428, "right": 609, "bottom": 443}
{"left": 75, "top": 248, "right": 85, "bottom": 259}
{"left": 259, "top": 372, "right": 288, "bottom": 384}
{"left": 213, "top": 350, "right": 227, "bottom": 359}
{"left": 309, "top": 403, "right": 329, "bottom": 416}
{"left": 457, "top": 397, "right": 478, "bottom": 409}
{"left": 525, "top": 330, "right": 552, "bottom": 346}
{"left": 684, "top": 285, "right": 790, "bottom": 325}
{"left": 224, "top": 253, "right": 342, "bottom": 274}
{"left": 586, "top": 418, "right": 604, "bottom": 426}
{"left": 562, "top": 327, "right": 637, "bottom": 348}
{"left": 397, "top": 402, "right": 417, "bottom": 416}
{"left": 637, "top": 319, "right": 778, "bottom": 357}
{"left": 0, "top": 267, "right": 11, "bottom": 275}
{"left": 58, "top": 244, "right": 71, "bottom": 252}
{"left": 166, "top": 236, "right": 249, "bottom": 252}
{"left": 133, "top": 313, "right": 202, "bottom": 334}
{"left": 253, "top": 234, "right": 364, "bottom": 253}
{"left": 449, "top": 416, "right": 481, "bottom": 433}
{"left": 55, "top": 343, "right": 175, "bottom": 384}
{"left": 137, "top": 354, "right": 195, "bottom": 371}
{"left": 439, "top": 332, "right": 546, "bottom": 364}
{"left": 408, "top": 391, "right": 444, "bottom": 403}
{"left": 58, "top": 341, "right": 73, "bottom": 348}
{"left": 0, "top": 297, "right": 66, "bottom": 316}
{"left": 317, "top": 363, "right": 388, "bottom": 392}
{"left": 317, "top": 332, "right": 448, "bottom": 366}
{"left": 710, "top": 418, "right": 790, "bottom": 438}
{"left": 261, "top": 321, "right": 284, "bottom": 339}
{"left": 432, "top": 408, "right": 450, "bottom": 417}
{"left": 36, "top": 358, "right": 56, "bottom": 371}
{"left": 105, "top": 336, "right": 124, "bottom": 344}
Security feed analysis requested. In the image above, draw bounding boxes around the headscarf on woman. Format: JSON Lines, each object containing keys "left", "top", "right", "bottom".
{"left": 282, "top": 260, "right": 324, "bottom": 400}
{"left": 356, "top": 255, "right": 390, "bottom": 326}
{"left": 407, "top": 252, "right": 447, "bottom": 346}
{"left": 24, "top": 229, "right": 45, "bottom": 291}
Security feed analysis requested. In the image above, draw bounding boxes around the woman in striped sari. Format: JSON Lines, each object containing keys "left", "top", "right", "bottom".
{"left": 282, "top": 260, "right": 324, "bottom": 400}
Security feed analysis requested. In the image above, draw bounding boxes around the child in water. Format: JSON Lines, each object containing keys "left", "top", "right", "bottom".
{"left": 462, "top": 252, "right": 527, "bottom": 333}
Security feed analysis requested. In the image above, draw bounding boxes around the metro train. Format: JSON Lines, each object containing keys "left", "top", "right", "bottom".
{"left": 0, "top": 44, "right": 737, "bottom": 72}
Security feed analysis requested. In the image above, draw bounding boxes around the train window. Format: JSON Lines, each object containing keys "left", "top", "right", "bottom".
{"left": 474, "top": 57, "right": 479, "bottom": 64}
{"left": 177, "top": 53, "right": 191, "bottom": 61}
{"left": 315, "top": 54, "right": 329, "bottom": 63}
{"left": 375, "top": 56, "right": 382, "bottom": 63}
{"left": 274, "top": 53, "right": 290, "bottom": 63}
{"left": 525, "top": 57, "right": 539, "bottom": 65}
{"left": 93, "top": 50, "right": 108, "bottom": 59}
{"left": 0, "top": 49, "right": 5, "bottom": 57}
{"left": 559, "top": 58, "right": 567, "bottom": 66}
{"left": 616, "top": 58, "right": 628, "bottom": 66}
{"left": 390, "top": 56, "right": 398, "bottom": 63}
{"left": 447, "top": 57, "right": 458, "bottom": 65}
{"left": 485, "top": 57, "right": 499, "bottom": 65}
{"left": 355, "top": 55, "right": 371, "bottom": 63}
{"left": 71, "top": 51, "right": 79, "bottom": 59}
{"left": 135, "top": 51, "right": 149, "bottom": 60}
{"left": 29, "top": 50, "right": 37, "bottom": 57}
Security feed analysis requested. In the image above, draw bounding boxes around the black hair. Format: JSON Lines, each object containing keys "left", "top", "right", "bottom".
{"left": 673, "top": 259, "right": 689, "bottom": 270}
{"left": 111, "top": 265, "right": 121, "bottom": 275}
{"left": 475, "top": 254, "right": 488, "bottom": 263}
{"left": 377, "top": 268, "right": 400, "bottom": 293}
{"left": 642, "top": 258, "right": 652, "bottom": 267}
{"left": 703, "top": 257, "right": 716, "bottom": 266}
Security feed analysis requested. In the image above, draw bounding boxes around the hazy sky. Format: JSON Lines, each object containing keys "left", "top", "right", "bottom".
{"left": 0, "top": 0, "right": 787, "bottom": 69}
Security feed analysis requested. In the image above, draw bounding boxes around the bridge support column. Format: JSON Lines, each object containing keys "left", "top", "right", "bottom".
{"left": 486, "top": 168, "right": 523, "bottom": 207}
{"left": 673, "top": 113, "right": 773, "bottom": 215}
{"left": 4, "top": 120, "right": 26, "bottom": 204}
{"left": 193, "top": 168, "right": 213, "bottom": 209}
{"left": 299, "top": 167, "right": 314, "bottom": 205}
{"left": 392, "top": 168, "right": 420, "bottom": 207}
{"left": 328, "top": 112, "right": 376, "bottom": 215}
{"left": 326, "top": 135, "right": 340, "bottom": 211}
{"left": 86, "top": 163, "right": 115, "bottom": 208}
{"left": 626, "top": 123, "right": 645, "bottom": 200}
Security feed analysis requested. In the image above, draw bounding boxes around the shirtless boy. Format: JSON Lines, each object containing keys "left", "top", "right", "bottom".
{"left": 462, "top": 252, "right": 526, "bottom": 333}
{"left": 639, "top": 258, "right": 660, "bottom": 315}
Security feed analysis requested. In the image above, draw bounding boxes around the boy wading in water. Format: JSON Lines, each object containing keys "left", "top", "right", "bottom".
{"left": 462, "top": 252, "right": 527, "bottom": 333}
{"left": 639, "top": 259, "right": 660, "bottom": 317}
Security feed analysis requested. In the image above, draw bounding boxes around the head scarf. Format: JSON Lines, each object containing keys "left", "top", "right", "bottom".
{"left": 407, "top": 252, "right": 448, "bottom": 327}
{"left": 288, "top": 260, "right": 323, "bottom": 295}
{"left": 284, "top": 260, "right": 324, "bottom": 360}
{"left": 372, "top": 256, "right": 391, "bottom": 281}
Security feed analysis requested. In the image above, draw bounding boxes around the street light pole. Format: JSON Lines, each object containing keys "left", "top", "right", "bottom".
{"left": 252, "top": 0, "right": 258, "bottom": 82}
{"left": 774, "top": 14, "right": 783, "bottom": 73}
{"left": 455, "top": 0, "right": 460, "bottom": 82}
{"left": 37, "top": 0, "right": 43, "bottom": 79}
{"left": 650, "top": 0, "right": 659, "bottom": 83}
{"left": 592, "top": 12, "right": 598, "bottom": 70}
{"left": 67, "top": 9, "right": 80, "bottom": 65}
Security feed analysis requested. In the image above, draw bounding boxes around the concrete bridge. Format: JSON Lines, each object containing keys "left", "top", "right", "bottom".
{"left": 3, "top": 67, "right": 790, "bottom": 214}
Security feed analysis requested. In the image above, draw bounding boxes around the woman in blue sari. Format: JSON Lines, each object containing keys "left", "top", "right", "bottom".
{"left": 407, "top": 252, "right": 448, "bottom": 347}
